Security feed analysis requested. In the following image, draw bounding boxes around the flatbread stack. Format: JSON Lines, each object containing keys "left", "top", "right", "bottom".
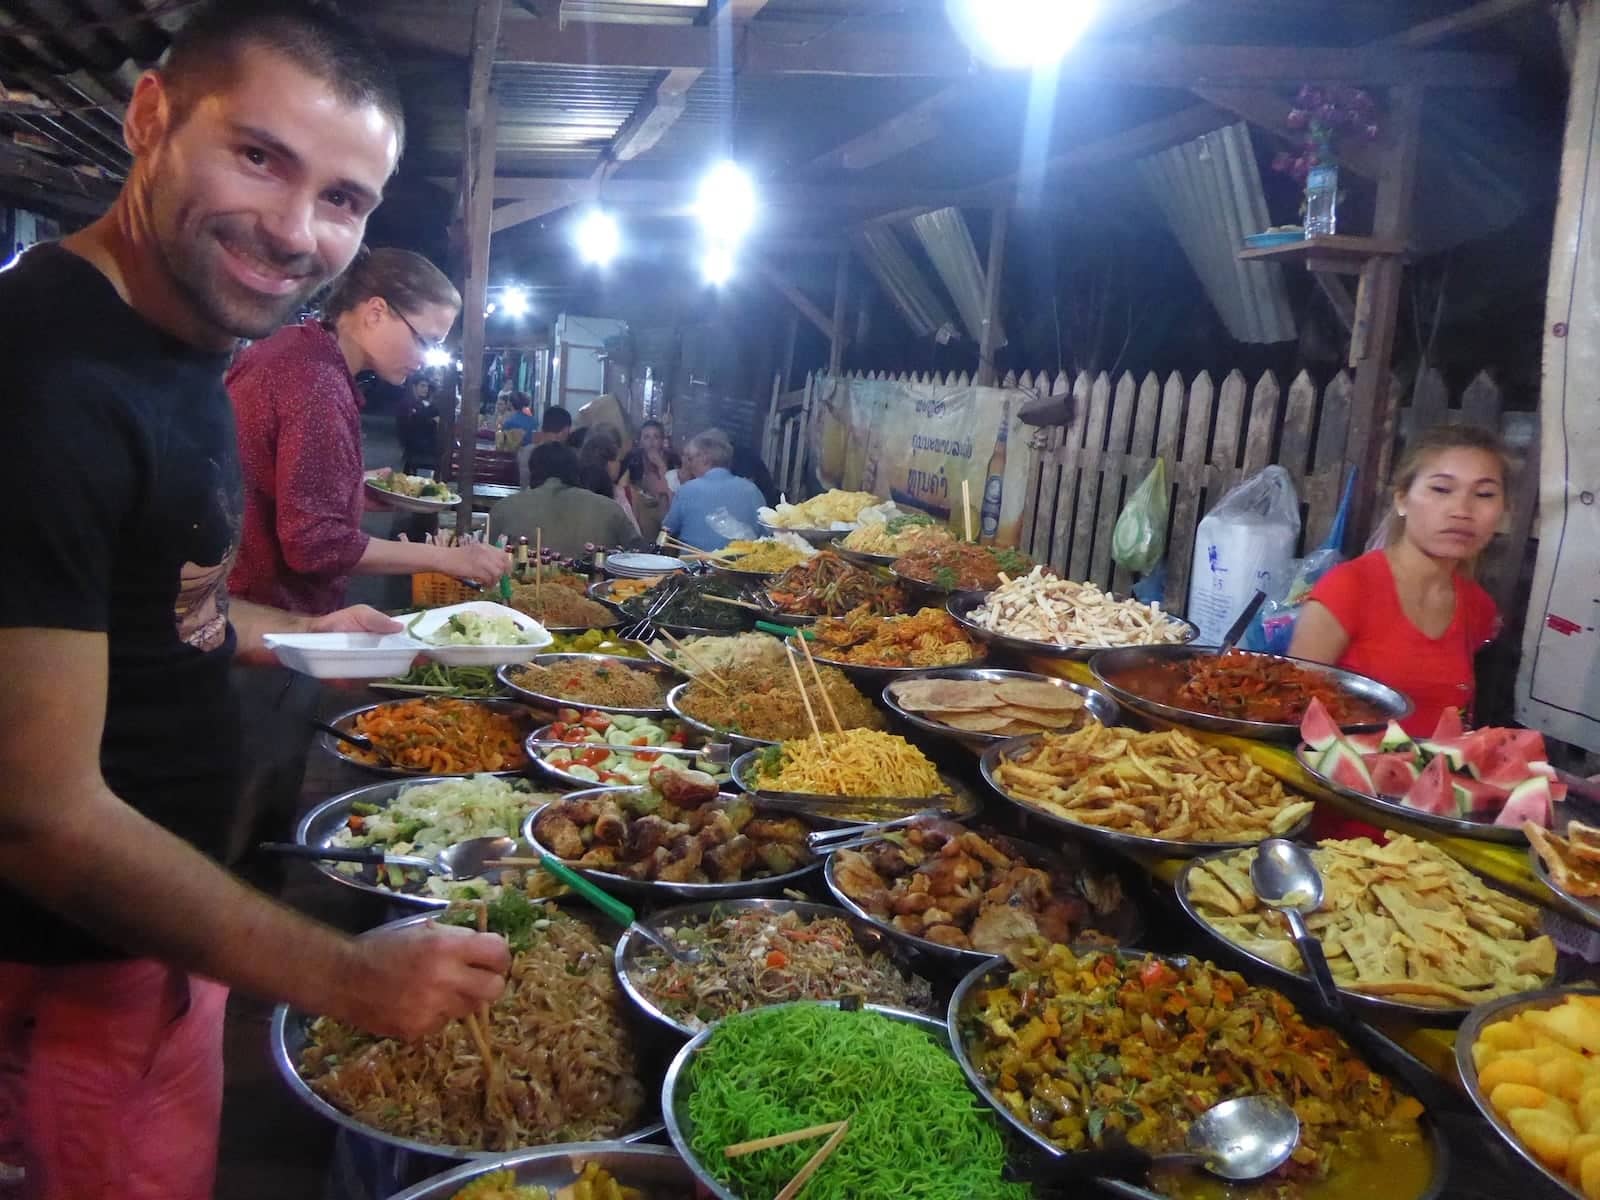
{"left": 889, "top": 677, "right": 1092, "bottom": 737}
{"left": 1527, "top": 819, "right": 1600, "bottom": 897}
{"left": 1186, "top": 834, "right": 1557, "bottom": 1008}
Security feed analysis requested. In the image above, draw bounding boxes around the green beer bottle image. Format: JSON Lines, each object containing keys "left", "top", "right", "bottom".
{"left": 978, "top": 400, "right": 1009, "bottom": 544}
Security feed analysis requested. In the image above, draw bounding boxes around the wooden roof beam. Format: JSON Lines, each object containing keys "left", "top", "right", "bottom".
{"left": 1372, "top": 0, "right": 1547, "bottom": 48}
{"left": 751, "top": 255, "right": 838, "bottom": 341}
{"left": 808, "top": 84, "right": 966, "bottom": 172}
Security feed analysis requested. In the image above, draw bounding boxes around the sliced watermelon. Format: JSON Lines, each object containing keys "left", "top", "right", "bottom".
{"left": 1365, "top": 751, "right": 1422, "bottom": 798}
{"left": 1402, "top": 754, "right": 1458, "bottom": 816}
{"left": 1432, "top": 707, "right": 1465, "bottom": 740}
{"left": 1344, "top": 730, "right": 1386, "bottom": 754}
{"left": 1468, "top": 727, "right": 1550, "bottom": 788}
{"left": 1495, "top": 777, "right": 1553, "bottom": 829}
{"left": 1378, "top": 720, "right": 1416, "bottom": 755}
{"left": 1453, "top": 776, "right": 1510, "bottom": 817}
{"left": 1300, "top": 696, "right": 1341, "bottom": 753}
{"left": 1417, "top": 737, "right": 1473, "bottom": 772}
{"left": 1317, "top": 738, "right": 1377, "bottom": 793}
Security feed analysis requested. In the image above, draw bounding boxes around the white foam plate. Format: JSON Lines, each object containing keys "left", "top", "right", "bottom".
{"left": 399, "top": 601, "right": 555, "bottom": 666}
{"left": 262, "top": 632, "right": 424, "bottom": 680}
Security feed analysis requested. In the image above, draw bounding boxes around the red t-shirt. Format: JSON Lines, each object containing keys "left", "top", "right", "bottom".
{"left": 1308, "top": 549, "right": 1500, "bottom": 737}
{"left": 227, "top": 321, "right": 370, "bottom": 615}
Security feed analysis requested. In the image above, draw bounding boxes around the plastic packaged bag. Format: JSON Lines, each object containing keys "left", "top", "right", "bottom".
{"left": 706, "top": 507, "right": 758, "bottom": 543}
{"left": 1241, "top": 470, "right": 1357, "bottom": 653}
{"left": 1186, "top": 465, "right": 1301, "bottom": 645}
{"left": 1112, "top": 459, "right": 1169, "bottom": 575}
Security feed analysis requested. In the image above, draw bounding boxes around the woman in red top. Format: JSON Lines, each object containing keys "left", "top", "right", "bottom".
{"left": 228, "top": 247, "right": 507, "bottom": 615}
{"left": 1289, "top": 424, "right": 1509, "bottom": 736}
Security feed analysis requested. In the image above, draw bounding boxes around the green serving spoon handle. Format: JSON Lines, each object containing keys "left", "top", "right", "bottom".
{"left": 529, "top": 845, "right": 636, "bottom": 927}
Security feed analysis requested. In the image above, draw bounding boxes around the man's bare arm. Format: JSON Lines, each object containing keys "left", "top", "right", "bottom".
{"left": 0, "top": 627, "right": 507, "bottom": 1037}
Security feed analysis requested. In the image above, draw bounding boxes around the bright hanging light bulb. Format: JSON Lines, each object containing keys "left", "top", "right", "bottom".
{"left": 695, "top": 160, "right": 758, "bottom": 245}
{"left": 499, "top": 286, "right": 531, "bottom": 319}
{"left": 575, "top": 208, "right": 621, "bottom": 267}
{"left": 422, "top": 346, "right": 453, "bottom": 368}
{"left": 946, "top": 0, "right": 1099, "bottom": 69}
{"left": 701, "top": 244, "right": 736, "bottom": 287}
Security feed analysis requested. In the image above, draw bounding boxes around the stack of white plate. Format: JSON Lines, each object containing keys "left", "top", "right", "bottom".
{"left": 605, "top": 552, "right": 688, "bottom": 579}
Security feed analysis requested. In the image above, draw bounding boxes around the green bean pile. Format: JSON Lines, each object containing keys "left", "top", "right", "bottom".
{"left": 685, "top": 1004, "right": 1028, "bottom": 1200}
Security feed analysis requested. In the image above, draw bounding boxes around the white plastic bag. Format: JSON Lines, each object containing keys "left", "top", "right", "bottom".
{"left": 1186, "top": 465, "right": 1301, "bottom": 645}
{"left": 706, "top": 507, "right": 758, "bottom": 543}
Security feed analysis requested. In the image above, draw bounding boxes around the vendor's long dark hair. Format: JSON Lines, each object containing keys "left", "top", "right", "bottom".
{"left": 321, "top": 246, "right": 461, "bottom": 322}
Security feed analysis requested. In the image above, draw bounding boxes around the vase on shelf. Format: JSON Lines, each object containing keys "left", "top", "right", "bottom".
{"left": 1303, "top": 164, "right": 1339, "bottom": 237}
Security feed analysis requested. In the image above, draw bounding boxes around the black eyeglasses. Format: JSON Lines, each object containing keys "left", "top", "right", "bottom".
{"left": 383, "top": 297, "right": 442, "bottom": 354}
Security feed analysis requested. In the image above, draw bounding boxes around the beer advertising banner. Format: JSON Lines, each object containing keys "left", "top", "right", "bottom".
{"left": 807, "top": 375, "right": 1032, "bottom": 547}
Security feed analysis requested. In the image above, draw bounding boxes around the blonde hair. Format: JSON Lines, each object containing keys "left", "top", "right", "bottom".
{"left": 1385, "top": 422, "right": 1512, "bottom": 547}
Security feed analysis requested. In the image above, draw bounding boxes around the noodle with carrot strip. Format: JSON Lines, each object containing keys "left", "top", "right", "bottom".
{"left": 343, "top": 698, "right": 531, "bottom": 773}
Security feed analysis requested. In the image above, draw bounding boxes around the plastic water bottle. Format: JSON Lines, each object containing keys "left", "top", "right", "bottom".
{"left": 1304, "top": 164, "right": 1338, "bottom": 237}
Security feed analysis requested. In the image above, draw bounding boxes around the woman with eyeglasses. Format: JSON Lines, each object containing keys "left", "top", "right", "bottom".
{"left": 228, "top": 246, "right": 508, "bottom": 614}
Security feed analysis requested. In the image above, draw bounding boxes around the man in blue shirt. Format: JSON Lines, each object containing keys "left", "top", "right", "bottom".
{"left": 662, "top": 428, "right": 767, "bottom": 550}
{"left": 501, "top": 391, "right": 538, "bottom": 445}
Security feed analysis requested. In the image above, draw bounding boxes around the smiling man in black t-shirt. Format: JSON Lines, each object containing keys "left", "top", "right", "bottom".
{"left": 0, "top": 5, "right": 509, "bottom": 1196}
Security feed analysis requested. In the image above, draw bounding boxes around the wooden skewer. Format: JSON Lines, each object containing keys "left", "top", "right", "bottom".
{"left": 962, "top": 478, "right": 974, "bottom": 542}
{"left": 796, "top": 634, "right": 843, "bottom": 734}
{"left": 657, "top": 629, "right": 729, "bottom": 694}
{"left": 534, "top": 528, "right": 544, "bottom": 609}
{"left": 699, "top": 593, "right": 767, "bottom": 612}
{"left": 723, "top": 1120, "right": 847, "bottom": 1159}
{"left": 783, "top": 641, "right": 823, "bottom": 743}
{"left": 773, "top": 1119, "right": 849, "bottom": 1200}
{"left": 464, "top": 1011, "right": 497, "bottom": 1115}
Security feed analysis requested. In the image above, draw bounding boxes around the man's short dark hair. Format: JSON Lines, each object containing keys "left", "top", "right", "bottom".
{"left": 542, "top": 406, "right": 572, "bottom": 434}
{"left": 161, "top": 1, "right": 404, "bottom": 153}
{"left": 509, "top": 391, "right": 532, "bottom": 413}
{"left": 528, "top": 442, "right": 582, "bottom": 489}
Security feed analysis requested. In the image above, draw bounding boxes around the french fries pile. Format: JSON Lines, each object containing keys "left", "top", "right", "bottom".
{"left": 1472, "top": 994, "right": 1600, "bottom": 1196}
{"left": 992, "top": 724, "right": 1314, "bottom": 843}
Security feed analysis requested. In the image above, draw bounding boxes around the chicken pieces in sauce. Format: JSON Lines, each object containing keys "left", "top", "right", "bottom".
{"left": 833, "top": 820, "right": 1113, "bottom": 955}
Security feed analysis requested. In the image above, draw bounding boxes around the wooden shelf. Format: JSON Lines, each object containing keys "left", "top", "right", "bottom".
{"left": 1237, "top": 235, "right": 1406, "bottom": 274}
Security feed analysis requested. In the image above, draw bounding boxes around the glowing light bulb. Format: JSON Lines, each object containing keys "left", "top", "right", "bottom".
{"left": 499, "top": 286, "right": 531, "bottom": 318}
{"left": 695, "top": 161, "right": 757, "bottom": 244}
{"left": 575, "top": 208, "right": 621, "bottom": 267}
{"left": 947, "top": 0, "right": 1098, "bottom": 69}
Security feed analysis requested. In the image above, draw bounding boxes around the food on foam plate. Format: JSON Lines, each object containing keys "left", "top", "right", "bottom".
{"left": 648, "top": 631, "right": 788, "bottom": 675}
{"left": 1469, "top": 993, "right": 1600, "bottom": 1197}
{"left": 840, "top": 510, "right": 954, "bottom": 557}
{"left": 807, "top": 604, "right": 982, "bottom": 668}
{"left": 367, "top": 468, "right": 457, "bottom": 502}
{"left": 1185, "top": 834, "right": 1556, "bottom": 1007}
{"left": 992, "top": 724, "right": 1315, "bottom": 843}
{"left": 831, "top": 817, "right": 1125, "bottom": 957}
{"left": 329, "top": 775, "right": 564, "bottom": 901}
{"left": 530, "top": 764, "right": 811, "bottom": 884}
{"left": 708, "top": 534, "right": 816, "bottom": 574}
{"left": 341, "top": 698, "right": 531, "bottom": 773}
{"left": 762, "top": 551, "right": 905, "bottom": 617}
{"left": 446, "top": 1161, "right": 690, "bottom": 1200}
{"left": 965, "top": 566, "right": 1190, "bottom": 647}
{"left": 750, "top": 729, "right": 944, "bottom": 798}
{"left": 1303, "top": 702, "right": 1561, "bottom": 828}
{"left": 506, "top": 658, "right": 668, "bottom": 710}
{"left": 892, "top": 542, "right": 1037, "bottom": 593}
{"left": 684, "top": 1004, "right": 1027, "bottom": 1200}
{"left": 676, "top": 663, "right": 885, "bottom": 743}
{"left": 958, "top": 942, "right": 1430, "bottom": 1199}
{"left": 887, "top": 676, "right": 1092, "bottom": 737}
{"left": 758, "top": 489, "right": 881, "bottom": 531}
{"left": 1528, "top": 821, "right": 1600, "bottom": 898}
{"left": 298, "top": 894, "right": 645, "bottom": 1152}
{"left": 548, "top": 629, "right": 649, "bottom": 658}
{"left": 1113, "top": 648, "right": 1389, "bottom": 726}
{"left": 538, "top": 708, "right": 730, "bottom": 784}
{"left": 626, "top": 905, "right": 934, "bottom": 1031}
{"left": 418, "top": 608, "right": 544, "bottom": 647}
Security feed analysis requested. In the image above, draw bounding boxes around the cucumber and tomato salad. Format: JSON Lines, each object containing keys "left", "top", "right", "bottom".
{"left": 541, "top": 708, "right": 729, "bottom": 785}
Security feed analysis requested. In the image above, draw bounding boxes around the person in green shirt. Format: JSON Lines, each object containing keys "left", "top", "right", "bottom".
{"left": 490, "top": 442, "right": 638, "bottom": 556}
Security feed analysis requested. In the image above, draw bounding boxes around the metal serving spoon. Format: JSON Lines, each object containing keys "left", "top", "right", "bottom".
{"left": 1019, "top": 1095, "right": 1300, "bottom": 1189}
{"left": 1250, "top": 838, "right": 1342, "bottom": 1012}
{"left": 309, "top": 719, "right": 397, "bottom": 767}
{"left": 257, "top": 834, "right": 522, "bottom": 883}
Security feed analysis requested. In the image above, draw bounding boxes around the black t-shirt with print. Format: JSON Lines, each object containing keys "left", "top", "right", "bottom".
{"left": 0, "top": 244, "right": 243, "bottom": 963}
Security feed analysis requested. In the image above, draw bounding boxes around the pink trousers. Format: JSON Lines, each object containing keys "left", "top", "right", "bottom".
{"left": 0, "top": 959, "right": 227, "bottom": 1200}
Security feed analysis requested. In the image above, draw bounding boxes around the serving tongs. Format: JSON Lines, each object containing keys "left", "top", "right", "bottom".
{"left": 806, "top": 810, "right": 946, "bottom": 853}
{"left": 619, "top": 579, "right": 684, "bottom": 642}
{"left": 310, "top": 719, "right": 397, "bottom": 766}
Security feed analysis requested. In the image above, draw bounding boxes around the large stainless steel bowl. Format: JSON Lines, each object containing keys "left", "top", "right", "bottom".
{"left": 947, "top": 588, "right": 1199, "bottom": 661}
{"left": 664, "top": 680, "right": 778, "bottom": 754}
{"left": 1089, "top": 644, "right": 1411, "bottom": 742}
{"left": 880, "top": 666, "right": 1118, "bottom": 752}
{"left": 526, "top": 717, "right": 731, "bottom": 790}
{"left": 729, "top": 748, "right": 984, "bottom": 824}
{"left": 522, "top": 785, "right": 821, "bottom": 901}
{"left": 979, "top": 733, "right": 1314, "bottom": 857}
{"left": 388, "top": 1143, "right": 692, "bottom": 1200}
{"left": 316, "top": 698, "right": 537, "bottom": 777}
{"left": 613, "top": 897, "right": 935, "bottom": 1036}
{"left": 497, "top": 653, "right": 674, "bottom": 716}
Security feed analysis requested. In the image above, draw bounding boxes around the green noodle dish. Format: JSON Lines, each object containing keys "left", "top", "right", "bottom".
{"left": 685, "top": 1003, "right": 1028, "bottom": 1199}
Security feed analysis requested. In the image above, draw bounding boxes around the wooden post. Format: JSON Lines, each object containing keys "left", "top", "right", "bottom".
{"left": 779, "top": 306, "right": 799, "bottom": 393}
{"left": 828, "top": 249, "right": 849, "bottom": 376}
{"left": 1345, "top": 84, "right": 1422, "bottom": 547}
{"left": 976, "top": 205, "right": 1009, "bottom": 386}
{"left": 452, "top": 0, "right": 504, "bottom": 533}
